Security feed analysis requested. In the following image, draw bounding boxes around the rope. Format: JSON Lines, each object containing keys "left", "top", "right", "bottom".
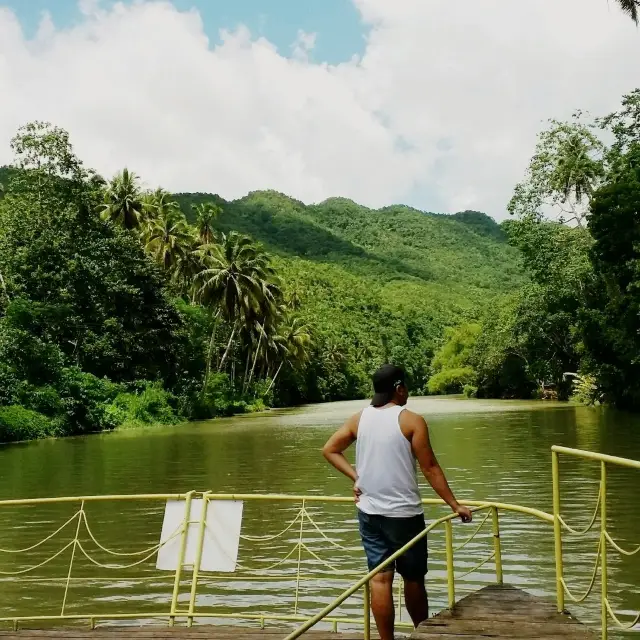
{"left": 604, "top": 531, "right": 640, "bottom": 557}
{"left": 300, "top": 543, "right": 340, "bottom": 572}
{"left": 558, "top": 488, "right": 601, "bottom": 537}
{"left": 605, "top": 598, "right": 640, "bottom": 630}
{"left": 302, "top": 509, "right": 353, "bottom": 551}
{"left": 75, "top": 541, "right": 162, "bottom": 570}
{"left": 81, "top": 511, "right": 166, "bottom": 557}
{"left": 453, "top": 511, "right": 491, "bottom": 552}
{"left": 241, "top": 509, "right": 303, "bottom": 542}
{"left": 560, "top": 539, "right": 601, "bottom": 604}
{"left": 0, "top": 511, "right": 80, "bottom": 554}
{"left": 0, "top": 540, "right": 75, "bottom": 575}
{"left": 454, "top": 551, "right": 495, "bottom": 580}
{"left": 246, "top": 544, "right": 300, "bottom": 573}
{"left": 73, "top": 524, "right": 184, "bottom": 571}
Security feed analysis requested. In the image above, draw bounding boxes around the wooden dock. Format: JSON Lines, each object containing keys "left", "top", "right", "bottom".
{"left": 414, "top": 585, "right": 597, "bottom": 639}
{"left": 0, "top": 585, "right": 597, "bottom": 639}
{"left": 0, "top": 632, "right": 368, "bottom": 640}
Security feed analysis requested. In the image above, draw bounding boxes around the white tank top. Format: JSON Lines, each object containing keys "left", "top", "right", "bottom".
{"left": 355, "top": 405, "right": 423, "bottom": 517}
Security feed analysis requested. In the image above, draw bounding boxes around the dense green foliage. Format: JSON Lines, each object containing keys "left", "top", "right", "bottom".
{"left": 175, "top": 190, "right": 524, "bottom": 404}
{"left": 0, "top": 123, "right": 525, "bottom": 443}
{"left": 7, "top": 89, "right": 640, "bottom": 444}
{"left": 447, "top": 89, "right": 640, "bottom": 409}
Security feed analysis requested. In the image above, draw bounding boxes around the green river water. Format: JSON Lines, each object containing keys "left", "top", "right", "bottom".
{"left": 1, "top": 397, "right": 639, "bottom": 635}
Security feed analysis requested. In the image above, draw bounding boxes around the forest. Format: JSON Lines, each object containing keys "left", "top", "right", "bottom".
{"left": 0, "top": 87, "right": 639, "bottom": 443}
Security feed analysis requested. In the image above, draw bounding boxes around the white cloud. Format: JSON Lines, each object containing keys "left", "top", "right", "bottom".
{"left": 0, "top": 0, "right": 638, "bottom": 218}
{"left": 291, "top": 29, "right": 316, "bottom": 61}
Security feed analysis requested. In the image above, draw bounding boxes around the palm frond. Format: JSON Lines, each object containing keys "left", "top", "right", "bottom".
{"left": 616, "top": 0, "right": 639, "bottom": 24}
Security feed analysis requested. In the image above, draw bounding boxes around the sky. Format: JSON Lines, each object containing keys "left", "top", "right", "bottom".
{"left": 0, "top": 0, "right": 639, "bottom": 219}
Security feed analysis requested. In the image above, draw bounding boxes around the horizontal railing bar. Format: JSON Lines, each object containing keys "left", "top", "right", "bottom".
{"left": 0, "top": 494, "right": 189, "bottom": 506}
{"left": 0, "top": 493, "right": 553, "bottom": 522}
{"left": 552, "top": 446, "right": 640, "bottom": 470}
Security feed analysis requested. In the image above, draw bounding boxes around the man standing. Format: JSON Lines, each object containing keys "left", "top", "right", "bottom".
{"left": 322, "top": 364, "right": 472, "bottom": 640}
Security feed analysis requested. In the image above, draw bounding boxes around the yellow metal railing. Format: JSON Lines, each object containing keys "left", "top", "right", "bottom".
{"left": 552, "top": 446, "right": 640, "bottom": 640}
{"left": 2, "top": 446, "right": 638, "bottom": 639}
{"left": 0, "top": 491, "right": 551, "bottom": 632}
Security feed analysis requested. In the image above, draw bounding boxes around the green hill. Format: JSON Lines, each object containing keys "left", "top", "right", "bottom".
{"left": 176, "top": 190, "right": 525, "bottom": 402}
{"left": 1, "top": 163, "right": 525, "bottom": 402}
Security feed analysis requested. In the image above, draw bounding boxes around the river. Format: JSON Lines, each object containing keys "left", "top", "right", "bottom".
{"left": 1, "top": 397, "right": 639, "bottom": 636}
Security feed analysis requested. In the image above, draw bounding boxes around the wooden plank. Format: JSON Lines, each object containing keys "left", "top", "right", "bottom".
{"left": 412, "top": 585, "right": 597, "bottom": 640}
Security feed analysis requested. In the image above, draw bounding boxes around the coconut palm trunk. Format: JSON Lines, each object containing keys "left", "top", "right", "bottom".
{"left": 246, "top": 327, "right": 264, "bottom": 394}
{"left": 201, "top": 311, "right": 221, "bottom": 395}
{"left": 264, "top": 362, "right": 284, "bottom": 396}
{"left": 218, "top": 322, "right": 238, "bottom": 372}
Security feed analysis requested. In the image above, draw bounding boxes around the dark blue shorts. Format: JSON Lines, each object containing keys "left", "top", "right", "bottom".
{"left": 357, "top": 510, "right": 428, "bottom": 580}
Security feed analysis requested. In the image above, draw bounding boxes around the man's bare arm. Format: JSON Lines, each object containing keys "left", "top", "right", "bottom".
{"left": 404, "top": 412, "right": 472, "bottom": 522}
{"left": 322, "top": 412, "right": 359, "bottom": 483}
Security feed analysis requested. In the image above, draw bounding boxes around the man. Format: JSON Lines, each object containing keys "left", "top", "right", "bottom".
{"left": 322, "top": 364, "right": 472, "bottom": 640}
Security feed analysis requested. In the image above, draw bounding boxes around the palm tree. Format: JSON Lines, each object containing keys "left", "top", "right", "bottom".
{"left": 144, "top": 195, "right": 193, "bottom": 272}
{"left": 242, "top": 298, "right": 285, "bottom": 394}
{"left": 264, "top": 315, "right": 312, "bottom": 396}
{"left": 196, "top": 232, "right": 279, "bottom": 390}
{"left": 617, "top": 0, "right": 639, "bottom": 23}
{"left": 192, "top": 202, "right": 220, "bottom": 244}
{"left": 555, "top": 135, "right": 599, "bottom": 203}
{"left": 140, "top": 190, "right": 159, "bottom": 228}
{"left": 172, "top": 233, "right": 205, "bottom": 300}
{"left": 101, "top": 168, "right": 143, "bottom": 230}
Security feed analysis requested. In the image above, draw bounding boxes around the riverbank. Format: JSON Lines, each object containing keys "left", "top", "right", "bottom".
{"left": 0, "top": 382, "right": 269, "bottom": 445}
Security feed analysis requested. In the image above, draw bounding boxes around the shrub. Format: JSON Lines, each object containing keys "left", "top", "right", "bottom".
{"left": 57, "top": 367, "right": 122, "bottom": 434}
{"left": 0, "top": 405, "right": 54, "bottom": 443}
{"left": 110, "top": 382, "right": 180, "bottom": 428}
{"left": 0, "top": 363, "right": 20, "bottom": 405}
{"left": 427, "top": 367, "right": 476, "bottom": 395}
{"left": 569, "top": 373, "right": 603, "bottom": 406}
{"left": 19, "top": 384, "right": 63, "bottom": 417}
{"left": 463, "top": 384, "right": 478, "bottom": 398}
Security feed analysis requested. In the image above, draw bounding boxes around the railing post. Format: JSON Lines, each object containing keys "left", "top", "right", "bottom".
{"left": 600, "top": 462, "right": 608, "bottom": 640}
{"left": 552, "top": 450, "right": 565, "bottom": 613}
{"left": 187, "top": 492, "right": 210, "bottom": 628}
{"left": 363, "top": 581, "right": 371, "bottom": 640}
{"left": 491, "top": 506, "right": 503, "bottom": 585}
{"left": 293, "top": 499, "right": 306, "bottom": 615}
{"left": 170, "top": 491, "right": 194, "bottom": 627}
{"left": 444, "top": 520, "right": 455, "bottom": 608}
{"left": 61, "top": 502, "right": 84, "bottom": 617}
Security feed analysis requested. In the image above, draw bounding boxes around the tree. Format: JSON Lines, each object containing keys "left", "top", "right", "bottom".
{"left": 143, "top": 190, "right": 192, "bottom": 272}
{"left": 616, "top": 0, "right": 640, "bottom": 23}
{"left": 196, "top": 232, "right": 280, "bottom": 390}
{"left": 427, "top": 323, "right": 480, "bottom": 395}
{"left": 508, "top": 118, "right": 605, "bottom": 226}
{"left": 192, "top": 202, "right": 220, "bottom": 244}
{"left": 101, "top": 168, "right": 143, "bottom": 230}
{"left": 0, "top": 125, "right": 186, "bottom": 387}
{"left": 264, "top": 315, "right": 312, "bottom": 396}
{"left": 581, "top": 145, "right": 640, "bottom": 408}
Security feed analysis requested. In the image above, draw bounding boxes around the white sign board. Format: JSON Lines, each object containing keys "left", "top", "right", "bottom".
{"left": 156, "top": 499, "right": 243, "bottom": 573}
